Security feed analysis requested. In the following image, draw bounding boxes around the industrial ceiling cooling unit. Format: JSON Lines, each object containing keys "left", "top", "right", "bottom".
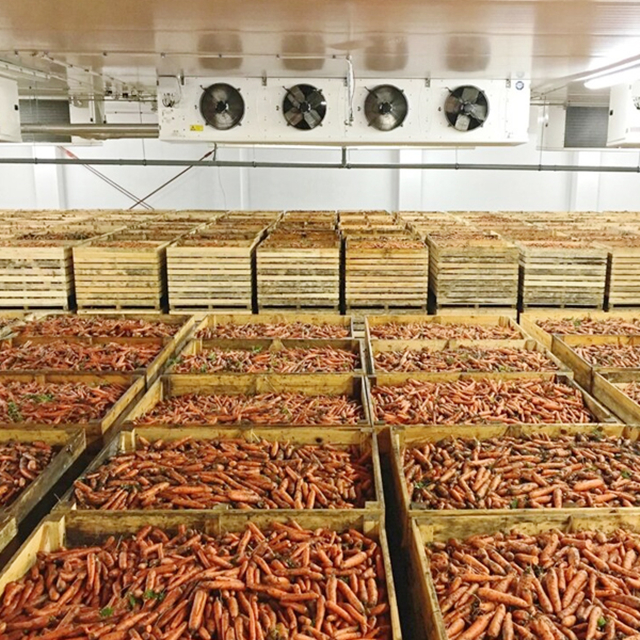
{"left": 607, "top": 81, "right": 640, "bottom": 147}
{"left": 158, "top": 75, "right": 530, "bottom": 146}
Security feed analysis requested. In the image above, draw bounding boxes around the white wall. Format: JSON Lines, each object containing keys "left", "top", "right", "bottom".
{"left": 2, "top": 109, "right": 640, "bottom": 212}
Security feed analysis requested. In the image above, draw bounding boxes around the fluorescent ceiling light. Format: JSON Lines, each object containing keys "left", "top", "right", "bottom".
{"left": 584, "top": 67, "right": 640, "bottom": 90}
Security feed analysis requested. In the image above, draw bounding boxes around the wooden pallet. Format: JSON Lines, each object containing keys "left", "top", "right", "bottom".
{"left": 427, "top": 236, "right": 519, "bottom": 308}
{"left": 345, "top": 238, "right": 428, "bottom": 309}
{"left": 257, "top": 235, "right": 341, "bottom": 309}
{"left": 518, "top": 241, "right": 608, "bottom": 309}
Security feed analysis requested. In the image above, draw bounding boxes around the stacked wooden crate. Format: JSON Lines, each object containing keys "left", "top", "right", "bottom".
{"left": 341, "top": 211, "right": 429, "bottom": 309}
{"left": 257, "top": 211, "right": 341, "bottom": 309}
{"left": 167, "top": 211, "right": 280, "bottom": 311}
{"left": 427, "top": 227, "right": 519, "bottom": 309}
{"left": 0, "top": 222, "right": 120, "bottom": 310}
{"left": 73, "top": 218, "right": 204, "bottom": 310}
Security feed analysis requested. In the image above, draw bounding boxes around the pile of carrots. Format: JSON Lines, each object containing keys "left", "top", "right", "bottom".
{"left": 369, "top": 322, "right": 520, "bottom": 340}
{"left": 372, "top": 378, "right": 596, "bottom": 425}
{"left": 18, "top": 316, "right": 178, "bottom": 338}
{"left": 0, "top": 381, "right": 127, "bottom": 425}
{"left": 172, "top": 346, "right": 359, "bottom": 374}
{"left": 197, "top": 322, "right": 350, "bottom": 340}
{"left": 374, "top": 346, "right": 558, "bottom": 373}
{"left": 537, "top": 317, "right": 640, "bottom": 336}
{"left": 574, "top": 344, "right": 640, "bottom": 368}
{"left": 135, "top": 392, "right": 364, "bottom": 426}
{"left": 0, "top": 341, "right": 161, "bottom": 372}
{"left": 622, "top": 382, "right": 640, "bottom": 405}
{"left": 405, "top": 432, "right": 640, "bottom": 510}
{"left": 0, "top": 441, "right": 53, "bottom": 507}
{"left": 428, "top": 528, "right": 640, "bottom": 640}
{"left": 74, "top": 435, "right": 374, "bottom": 510}
{"left": 0, "top": 522, "right": 392, "bottom": 640}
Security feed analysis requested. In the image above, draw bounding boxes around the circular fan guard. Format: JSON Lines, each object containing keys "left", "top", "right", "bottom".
{"left": 283, "top": 84, "right": 326, "bottom": 130}
{"left": 200, "top": 83, "right": 245, "bottom": 130}
{"left": 444, "top": 85, "right": 489, "bottom": 131}
{"left": 364, "top": 84, "right": 408, "bottom": 131}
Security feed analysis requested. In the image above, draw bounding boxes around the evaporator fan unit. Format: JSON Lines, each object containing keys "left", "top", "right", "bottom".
{"left": 444, "top": 85, "right": 489, "bottom": 131}
{"left": 199, "top": 83, "right": 245, "bottom": 130}
{"left": 282, "top": 84, "right": 326, "bottom": 130}
{"left": 364, "top": 84, "right": 408, "bottom": 131}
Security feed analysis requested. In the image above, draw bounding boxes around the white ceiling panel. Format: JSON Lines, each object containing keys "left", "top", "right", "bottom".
{"left": 0, "top": 0, "right": 639, "bottom": 105}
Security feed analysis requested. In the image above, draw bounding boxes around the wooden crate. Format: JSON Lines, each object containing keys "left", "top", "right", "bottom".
{"left": 427, "top": 236, "right": 519, "bottom": 308}
{"left": 551, "top": 333, "right": 640, "bottom": 391}
{"left": 196, "top": 312, "right": 354, "bottom": 339}
{"left": 593, "top": 237, "right": 640, "bottom": 308}
{"left": 173, "top": 337, "right": 365, "bottom": 375}
{"left": 124, "top": 373, "right": 373, "bottom": 427}
{"left": 520, "top": 309, "right": 640, "bottom": 349}
{"left": 391, "top": 424, "right": 640, "bottom": 542}
{"left": 56, "top": 425, "right": 384, "bottom": 515}
{"left": 592, "top": 370, "right": 640, "bottom": 425}
{"left": 167, "top": 234, "right": 262, "bottom": 311}
{"left": 368, "top": 372, "right": 617, "bottom": 427}
{"left": 368, "top": 337, "right": 569, "bottom": 377}
{"left": 4, "top": 313, "right": 196, "bottom": 386}
{"left": 517, "top": 241, "right": 608, "bottom": 309}
{"left": 0, "top": 312, "right": 32, "bottom": 339}
{"left": 0, "top": 244, "right": 75, "bottom": 310}
{"left": 345, "top": 238, "right": 429, "bottom": 309}
{"left": 365, "top": 314, "right": 526, "bottom": 343}
{"left": 73, "top": 240, "right": 170, "bottom": 310}
{"left": 0, "top": 510, "right": 402, "bottom": 639}
{"left": 408, "top": 509, "right": 640, "bottom": 640}
{"left": 0, "top": 429, "right": 85, "bottom": 526}
{"left": 0, "top": 372, "right": 145, "bottom": 448}
{"left": 257, "top": 234, "right": 340, "bottom": 309}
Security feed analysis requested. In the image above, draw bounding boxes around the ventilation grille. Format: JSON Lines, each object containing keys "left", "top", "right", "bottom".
{"left": 19, "top": 99, "right": 71, "bottom": 143}
{"left": 564, "top": 106, "right": 608, "bottom": 148}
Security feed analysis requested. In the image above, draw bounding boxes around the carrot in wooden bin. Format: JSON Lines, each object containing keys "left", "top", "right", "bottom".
{"left": 0, "top": 522, "right": 393, "bottom": 640}
{"left": 74, "top": 436, "right": 374, "bottom": 510}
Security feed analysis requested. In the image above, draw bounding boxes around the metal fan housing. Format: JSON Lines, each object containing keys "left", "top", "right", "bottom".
{"left": 200, "top": 83, "right": 245, "bottom": 130}
{"left": 364, "top": 84, "right": 408, "bottom": 131}
{"left": 282, "top": 84, "right": 327, "bottom": 130}
{"left": 444, "top": 85, "right": 489, "bottom": 131}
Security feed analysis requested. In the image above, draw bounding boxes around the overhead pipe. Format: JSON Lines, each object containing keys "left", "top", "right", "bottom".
{"left": 20, "top": 123, "right": 160, "bottom": 139}
{"left": 1, "top": 155, "right": 640, "bottom": 173}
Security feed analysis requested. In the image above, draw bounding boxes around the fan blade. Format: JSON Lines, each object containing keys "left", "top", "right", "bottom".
{"left": 210, "top": 87, "right": 231, "bottom": 104}
{"left": 387, "top": 96, "right": 407, "bottom": 112}
{"left": 374, "top": 87, "right": 398, "bottom": 103}
{"left": 289, "top": 85, "right": 307, "bottom": 105}
{"left": 303, "top": 110, "right": 322, "bottom": 129}
{"left": 446, "top": 95, "right": 464, "bottom": 113}
{"left": 454, "top": 114, "right": 471, "bottom": 131}
{"left": 306, "top": 91, "right": 325, "bottom": 110}
{"left": 461, "top": 86, "right": 480, "bottom": 103}
{"left": 285, "top": 109, "right": 304, "bottom": 127}
{"left": 215, "top": 111, "right": 234, "bottom": 125}
{"left": 466, "top": 102, "right": 487, "bottom": 123}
